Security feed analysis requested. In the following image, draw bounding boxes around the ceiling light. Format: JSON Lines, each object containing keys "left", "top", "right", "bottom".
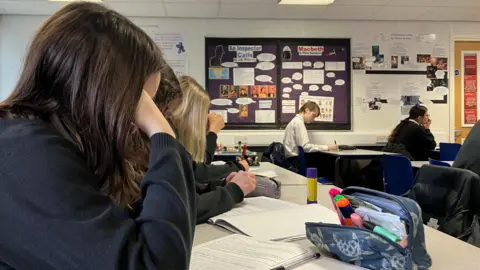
{"left": 278, "top": 0, "right": 335, "bottom": 5}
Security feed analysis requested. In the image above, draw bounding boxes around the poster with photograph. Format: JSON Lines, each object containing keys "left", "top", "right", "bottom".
{"left": 206, "top": 40, "right": 278, "bottom": 125}
{"left": 279, "top": 41, "right": 350, "bottom": 126}
{"left": 463, "top": 53, "right": 478, "bottom": 126}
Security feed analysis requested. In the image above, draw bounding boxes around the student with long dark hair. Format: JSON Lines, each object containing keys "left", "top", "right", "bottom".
{"left": 387, "top": 105, "right": 436, "bottom": 160}
{"left": 0, "top": 3, "right": 195, "bottom": 269}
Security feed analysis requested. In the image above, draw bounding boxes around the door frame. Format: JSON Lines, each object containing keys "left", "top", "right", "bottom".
{"left": 451, "top": 35, "right": 480, "bottom": 142}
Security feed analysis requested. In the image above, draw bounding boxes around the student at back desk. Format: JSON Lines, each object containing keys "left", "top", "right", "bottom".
{"left": 283, "top": 101, "right": 338, "bottom": 171}
{"left": 386, "top": 105, "right": 436, "bottom": 161}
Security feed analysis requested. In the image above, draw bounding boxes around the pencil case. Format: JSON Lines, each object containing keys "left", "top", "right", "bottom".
{"left": 305, "top": 187, "right": 432, "bottom": 270}
{"left": 245, "top": 176, "right": 281, "bottom": 199}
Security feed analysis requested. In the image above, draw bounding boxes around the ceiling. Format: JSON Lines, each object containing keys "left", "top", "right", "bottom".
{"left": 1, "top": 0, "right": 480, "bottom": 21}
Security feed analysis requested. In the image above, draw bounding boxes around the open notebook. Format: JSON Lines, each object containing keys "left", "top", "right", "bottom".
{"left": 190, "top": 234, "right": 319, "bottom": 270}
{"left": 208, "top": 197, "right": 340, "bottom": 241}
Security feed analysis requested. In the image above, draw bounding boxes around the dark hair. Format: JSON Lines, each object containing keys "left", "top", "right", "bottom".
{"left": 154, "top": 65, "right": 182, "bottom": 113}
{"left": 0, "top": 2, "right": 165, "bottom": 206}
{"left": 298, "top": 101, "right": 320, "bottom": 114}
{"left": 388, "top": 105, "right": 428, "bottom": 143}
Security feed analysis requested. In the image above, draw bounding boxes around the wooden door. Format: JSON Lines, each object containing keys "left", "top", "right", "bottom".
{"left": 454, "top": 41, "right": 480, "bottom": 143}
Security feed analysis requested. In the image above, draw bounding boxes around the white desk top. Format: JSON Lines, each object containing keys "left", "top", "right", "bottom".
{"left": 411, "top": 161, "right": 453, "bottom": 168}
{"left": 252, "top": 162, "right": 307, "bottom": 186}
{"left": 318, "top": 149, "right": 394, "bottom": 157}
{"left": 194, "top": 182, "right": 480, "bottom": 269}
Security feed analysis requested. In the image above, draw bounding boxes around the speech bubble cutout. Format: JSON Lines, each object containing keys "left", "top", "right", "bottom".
{"left": 366, "top": 61, "right": 374, "bottom": 67}
{"left": 211, "top": 99, "right": 233, "bottom": 106}
{"left": 281, "top": 77, "right": 293, "bottom": 84}
{"left": 303, "top": 61, "right": 312, "bottom": 67}
{"left": 352, "top": 57, "right": 360, "bottom": 63}
{"left": 335, "top": 79, "right": 345, "bottom": 86}
{"left": 421, "top": 78, "right": 432, "bottom": 87}
{"left": 313, "top": 61, "right": 325, "bottom": 69}
{"left": 255, "top": 61, "right": 275, "bottom": 71}
{"left": 282, "top": 93, "right": 290, "bottom": 98}
{"left": 292, "top": 72, "right": 303, "bottom": 80}
{"left": 435, "top": 70, "right": 446, "bottom": 79}
{"left": 300, "top": 92, "right": 309, "bottom": 96}
{"left": 257, "top": 53, "right": 276, "bottom": 62}
{"left": 293, "top": 84, "right": 303, "bottom": 90}
{"left": 322, "top": 85, "right": 333, "bottom": 92}
{"left": 283, "top": 87, "right": 292, "bottom": 93}
{"left": 326, "top": 72, "right": 335, "bottom": 78}
{"left": 255, "top": 75, "right": 273, "bottom": 83}
{"left": 309, "top": 85, "right": 320, "bottom": 91}
{"left": 434, "top": 86, "right": 449, "bottom": 95}
{"left": 236, "top": 97, "right": 256, "bottom": 105}
{"left": 227, "top": 108, "right": 239, "bottom": 114}
{"left": 367, "top": 56, "right": 376, "bottom": 62}
{"left": 221, "top": 62, "right": 238, "bottom": 68}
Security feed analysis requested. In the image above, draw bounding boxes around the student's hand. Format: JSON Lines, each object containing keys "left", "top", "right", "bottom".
{"left": 424, "top": 119, "right": 432, "bottom": 129}
{"left": 225, "top": 172, "right": 237, "bottom": 183}
{"left": 208, "top": 113, "right": 225, "bottom": 134}
{"left": 328, "top": 145, "right": 339, "bottom": 151}
{"left": 135, "top": 90, "right": 175, "bottom": 138}
{"left": 239, "top": 160, "right": 250, "bottom": 171}
{"left": 229, "top": 171, "right": 257, "bottom": 196}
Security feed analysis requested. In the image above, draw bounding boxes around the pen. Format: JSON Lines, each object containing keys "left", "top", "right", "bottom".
{"left": 270, "top": 253, "right": 321, "bottom": 270}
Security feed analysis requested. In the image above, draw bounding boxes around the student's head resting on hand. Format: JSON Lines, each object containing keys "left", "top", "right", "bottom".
{"left": 298, "top": 101, "right": 320, "bottom": 124}
{"left": 0, "top": 2, "right": 166, "bottom": 206}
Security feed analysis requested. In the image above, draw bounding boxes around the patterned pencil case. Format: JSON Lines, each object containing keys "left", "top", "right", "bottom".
{"left": 305, "top": 187, "right": 432, "bottom": 270}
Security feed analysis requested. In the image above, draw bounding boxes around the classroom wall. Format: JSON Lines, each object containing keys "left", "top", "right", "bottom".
{"left": 3, "top": 15, "right": 480, "bottom": 146}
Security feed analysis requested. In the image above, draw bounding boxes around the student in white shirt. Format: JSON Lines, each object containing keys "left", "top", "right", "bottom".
{"left": 283, "top": 101, "right": 338, "bottom": 161}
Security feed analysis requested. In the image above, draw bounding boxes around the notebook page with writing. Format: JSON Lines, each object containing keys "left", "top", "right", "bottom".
{"left": 209, "top": 197, "right": 299, "bottom": 223}
{"left": 190, "top": 234, "right": 315, "bottom": 270}
{"left": 215, "top": 204, "right": 341, "bottom": 241}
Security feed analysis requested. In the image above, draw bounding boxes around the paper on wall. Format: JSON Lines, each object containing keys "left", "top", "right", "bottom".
{"left": 210, "top": 110, "right": 228, "bottom": 123}
{"left": 255, "top": 110, "right": 275, "bottom": 123}
{"left": 166, "top": 59, "right": 188, "bottom": 77}
{"left": 282, "top": 62, "right": 303, "bottom": 69}
{"left": 303, "top": 70, "right": 324, "bottom": 84}
{"left": 259, "top": 100, "right": 273, "bottom": 109}
{"left": 233, "top": 68, "right": 255, "bottom": 86}
{"left": 325, "top": 62, "right": 345, "bottom": 71}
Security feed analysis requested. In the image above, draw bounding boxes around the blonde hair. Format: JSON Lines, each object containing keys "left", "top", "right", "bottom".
{"left": 172, "top": 76, "right": 210, "bottom": 162}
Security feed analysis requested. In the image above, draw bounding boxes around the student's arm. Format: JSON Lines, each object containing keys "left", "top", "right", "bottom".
{"left": 204, "top": 131, "right": 218, "bottom": 164}
{"left": 192, "top": 161, "right": 245, "bottom": 184}
{"left": 416, "top": 126, "right": 437, "bottom": 150}
{"left": 195, "top": 182, "right": 244, "bottom": 224}
{"left": 5, "top": 132, "right": 196, "bottom": 269}
{"left": 293, "top": 120, "right": 329, "bottom": 152}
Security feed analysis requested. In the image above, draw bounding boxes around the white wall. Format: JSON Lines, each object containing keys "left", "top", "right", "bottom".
{"left": 3, "top": 15, "right": 478, "bottom": 146}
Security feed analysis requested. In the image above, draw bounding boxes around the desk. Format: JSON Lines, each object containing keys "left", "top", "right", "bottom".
{"left": 254, "top": 162, "right": 307, "bottom": 186}
{"left": 411, "top": 161, "right": 453, "bottom": 168}
{"left": 194, "top": 183, "right": 480, "bottom": 269}
{"left": 316, "top": 150, "right": 393, "bottom": 185}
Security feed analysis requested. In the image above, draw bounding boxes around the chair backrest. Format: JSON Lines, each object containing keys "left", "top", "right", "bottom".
{"left": 429, "top": 158, "right": 451, "bottom": 167}
{"left": 297, "top": 146, "right": 307, "bottom": 177}
{"left": 439, "top": 142, "right": 462, "bottom": 161}
{"left": 382, "top": 154, "right": 415, "bottom": 196}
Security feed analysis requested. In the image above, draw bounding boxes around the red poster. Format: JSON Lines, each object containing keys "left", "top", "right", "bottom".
{"left": 464, "top": 92, "right": 477, "bottom": 110}
{"left": 464, "top": 54, "right": 477, "bottom": 75}
{"left": 465, "top": 109, "right": 477, "bottom": 125}
{"left": 464, "top": 75, "right": 477, "bottom": 92}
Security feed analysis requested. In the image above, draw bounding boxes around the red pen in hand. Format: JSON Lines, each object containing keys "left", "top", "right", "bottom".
{"left": 241, "top": 144, "right": 247, "bottom": 160}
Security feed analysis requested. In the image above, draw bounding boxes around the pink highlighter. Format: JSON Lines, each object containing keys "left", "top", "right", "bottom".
{"left": 328, "top": 188, "right": 346, "bottom": 225}
{"left": 351, "top": 213, "right": 364, "bottom": 228}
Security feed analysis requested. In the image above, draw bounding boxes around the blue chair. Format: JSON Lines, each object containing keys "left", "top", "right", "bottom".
{"left": 439, "top": 142, "right": 461, "bottom": 161}
{"left": 382, "top": 155, "right": 415, "bottom": 196}
{"left": 429, "top": 158, "right": 451, "bottom": 167}
{"left": 297, "top": 146, "right": 307, "bottom": 177}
